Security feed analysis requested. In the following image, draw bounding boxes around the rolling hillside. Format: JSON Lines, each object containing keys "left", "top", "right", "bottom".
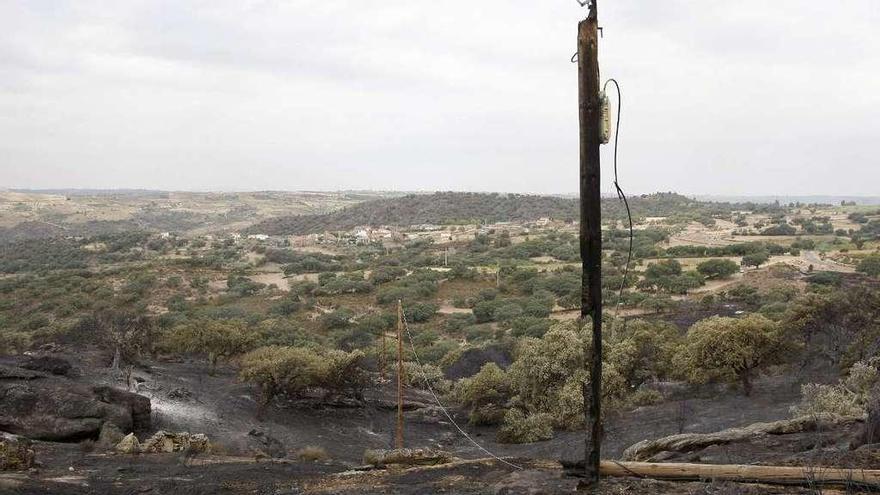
{"left": 244, "top": 191, "right": 754, "bottom": 235}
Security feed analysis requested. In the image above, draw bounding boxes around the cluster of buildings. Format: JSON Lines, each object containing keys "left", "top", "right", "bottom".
{"left": 194, "top": 217, "right": 568, "bottom": 249}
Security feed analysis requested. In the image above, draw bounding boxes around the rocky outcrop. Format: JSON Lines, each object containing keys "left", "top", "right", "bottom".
{"left": 0, "top": 432, "right": 35, "bottom": 471}
{"left": 0, "top": 367, "right": 150, "bottom": 442}
{"left": 622, "top": 415, "right": 864, "bottom": 462}
{"left": 21, "top": 356, "right": 72, "bottom": 376}
{"left": 0, "top": 364, "right": 44, "bottom": 380}
{"left": 98, "top": 422, "right": 124, "bottom": 449}
{"left": 115, "top": 433, "right": 140, "bottom": 454}
{"left": 116, "top": 431, "right": 210, "bottom": 454}
{"left": 92, "top": 385, "right": 151, "bottom": 433}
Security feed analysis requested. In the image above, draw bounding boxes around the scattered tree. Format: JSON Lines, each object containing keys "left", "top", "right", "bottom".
{"left": 163, "top": 319, "right": 257, "bottom": 375}
{"left": 742, "top": 251, "right": 770, "bottom": 269}
{"left": 696, "top": 258, "right": 739, "bottom": 279}
{"left": 677, "top": 314, "right": 792, "bottom": 396}
{"left": 239, "top": 346, "right": 368, "bottom": 408}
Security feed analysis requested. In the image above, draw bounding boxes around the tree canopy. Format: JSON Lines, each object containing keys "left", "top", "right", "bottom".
{"left": 677, "top": 315, "right": 792, "bottom": 396}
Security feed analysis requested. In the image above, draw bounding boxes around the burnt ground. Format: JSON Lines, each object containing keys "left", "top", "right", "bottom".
{"left": 4, "top": 451, "right": 875, "bottom": 495}
{"left": 40, "top": 349, "right": 810, "bottom": 463}
{"left": 2, "top": 348, "right": 875, "bottom": 494}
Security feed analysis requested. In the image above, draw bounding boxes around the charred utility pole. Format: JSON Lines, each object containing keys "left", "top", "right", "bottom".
{"left": 577, "top": 0, "right": 603, "bottom": 487}
{"left": 396, "top": 300, "right": 405, "bottom": 449}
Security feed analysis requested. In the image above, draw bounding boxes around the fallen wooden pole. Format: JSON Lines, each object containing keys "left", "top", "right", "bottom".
{"left": 596, "top": 460, "right": 880, "bottom": 489}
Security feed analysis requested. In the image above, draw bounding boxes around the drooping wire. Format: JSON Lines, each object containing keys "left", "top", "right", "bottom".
{"left": 602, "top": 78, "right": 633, "bottom": 322}
{"left": 399, "top": 304, "right": 523, "bottom": 470}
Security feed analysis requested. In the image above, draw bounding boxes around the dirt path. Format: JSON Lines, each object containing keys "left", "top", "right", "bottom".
{"left": 799, "top": 250, "right": 855, "bottom": 273}
{"left": 437, "top": 304, "right": 472, "bottom": 315}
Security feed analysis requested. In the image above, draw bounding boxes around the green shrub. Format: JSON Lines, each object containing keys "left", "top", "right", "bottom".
{"left": 454, "top": 363, "right": 511, "bottom": 425}
{"left": 370, "top": 266, "right": 407, "bottom": 284}
{"left": 625, "top": 388, "right": 664, "bottom": 408}
{"left": 497, "top": 409, "right": 553, "bottom": 444}
{"left": 269, "top": 298, "right": 302, "bottom": 316}
{"left": 419, "top": 339, "right": 459, "bottom": 364}
{"left": 256, "top": 320, "right": 317, "bottom": 348}
{"left": 0, "top": 331, "right": 30, "bottom": 354}
{"left": 506, "top": 321, "right": 629, "bottom": 429}
{"left": 356, "top": 313, "right": 395, "bottom": 334}
{"left": 319, "top": 308, "right": 354, "bottom": 330}
{"left": 510, "top": 317, "right": 552, "bottom": 338}
{"left": 405, "top": 302, "right": 438, "bottom": 323}
{"left": 444, "top": 313, "right": 476, "bottom": 332}
{"left": 806, "top": 271, "right": 842, "bottom": 286}
{"left": 226, "top": 274, "right": 265, "bottom": 296}
{"left": 472, "top": 300, "right": 500, "bottom": 323}
{"left": 239, "top": 346, "right": 368, "bottom": 405}
{"left": 331, "top": 327, "right": 375, "bottom": 351}
{"left": 493, "top": 302, "right": 523, "bottom": 323}
{"left": 521, "top": 292, "right": 554, "bottom": 318}
{"left": 608, "top": 319, "right": 681, "bottom": 389}
{"left": 465, "top": 324, "right": 495, "bottom": 343}
{"left": 791, "top": 383, "right": 865, "bottom": 417}
{"left": 376, "top": 286, "right": 414, "bottom": 305}
{"left": 402, "top": 362, "right": 450, "bottom": 393}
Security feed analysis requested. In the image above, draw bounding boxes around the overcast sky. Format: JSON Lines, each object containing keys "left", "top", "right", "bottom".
{"left": 1, "top": 1, "right": 878, "bottom": 196}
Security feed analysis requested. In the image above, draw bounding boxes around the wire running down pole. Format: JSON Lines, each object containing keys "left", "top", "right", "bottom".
{"left": 577, "top": 0, "right": 603, "bottom": 488}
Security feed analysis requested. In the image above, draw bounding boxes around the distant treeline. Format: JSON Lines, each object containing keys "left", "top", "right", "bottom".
{"left": 245, "top": 191, "right": 785, "bottom": 235}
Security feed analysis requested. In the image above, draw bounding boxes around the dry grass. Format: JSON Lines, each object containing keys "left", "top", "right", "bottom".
{"left": 295, "top": 445, "right": 330, "bottom": 462}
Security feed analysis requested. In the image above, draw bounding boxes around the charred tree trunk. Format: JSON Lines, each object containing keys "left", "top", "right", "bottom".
{"left": 740, "top": 370, "right": 753, "bottom": 397}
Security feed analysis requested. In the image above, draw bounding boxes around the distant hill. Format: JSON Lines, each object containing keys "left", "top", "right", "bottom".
{"left": 694, "top": 195, "right": 880, "bottom": 206}
{"left": 244, "top": 191, "right": 745, "bottom": 235}
{"left": 10, "top": 188, "right": 171, "bottom": 198}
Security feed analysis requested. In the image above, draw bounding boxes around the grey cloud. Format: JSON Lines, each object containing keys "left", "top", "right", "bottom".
{"left": 0, "top": 0, "right": 878, "bottom": 195}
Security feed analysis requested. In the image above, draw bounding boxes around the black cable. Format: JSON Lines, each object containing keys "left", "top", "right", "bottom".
{"left": 602, "top": 78, "right": 632, "bottom": 322}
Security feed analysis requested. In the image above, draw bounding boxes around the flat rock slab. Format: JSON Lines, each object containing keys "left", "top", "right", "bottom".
{"left": 0, "top": 367, "right": 150, "bottom": 442}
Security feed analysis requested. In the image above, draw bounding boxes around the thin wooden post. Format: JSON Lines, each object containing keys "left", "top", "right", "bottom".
{"left": 381, "top": 326, "right": 387, "bottom": 380}
{"left": 577, "top": 0, "right": 603, "bottom": 488}
{"left": 396, "top": 300, "right": 404, "bottom": 449}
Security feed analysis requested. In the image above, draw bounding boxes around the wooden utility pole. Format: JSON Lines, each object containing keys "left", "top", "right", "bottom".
{"left": 577, "top": 0, "right": 603, "bottom": 488}
{"left": 395, "top": 300, "right": 405, "bottom": 449}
